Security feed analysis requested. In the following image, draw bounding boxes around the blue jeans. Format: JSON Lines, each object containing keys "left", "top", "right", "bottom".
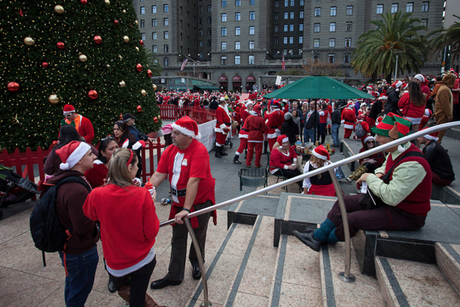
{"left": 304, "top": 128, "right": 315, "bottom": 143}
{"left": 331, "top": 123, "right": 340, "bottom": 145}
{"left": 59, "top": 245, "right": 99, "bottom": 307}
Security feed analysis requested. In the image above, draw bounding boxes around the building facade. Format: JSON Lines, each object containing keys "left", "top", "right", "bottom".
{"left": 133, "top": 0, "right": 446, "bottom": 91}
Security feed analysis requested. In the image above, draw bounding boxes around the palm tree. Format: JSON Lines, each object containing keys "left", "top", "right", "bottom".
{"left": 427, "top": 15, "right": 460, "bottom": 68}
{"left": 352, "top": 11, "right": 428, "bottom": 82}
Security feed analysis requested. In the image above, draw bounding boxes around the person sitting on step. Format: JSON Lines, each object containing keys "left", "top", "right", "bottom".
{"left": 293, "top": 113, "right": 432, "bottom": 251}
{"left": 302, "top": 145, "right": 337, "bottom": 196}
{"left": 269, "top": 134, "right": 302, "bottom": 189}
{"left": 346, "top": 135, "right": 385, "bottom": 183}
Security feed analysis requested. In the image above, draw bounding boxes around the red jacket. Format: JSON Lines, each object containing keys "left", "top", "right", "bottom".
{"left": 398, "top": 92, "right": 425, "bottom": 119}
{"left": 215, "top": 105, "right": 231, "bottom": 133}
{"left": 265, "top": 110, "right": 285, "bottom": 138}
{"left": 269, "top": 147, "right": 297, "bottom": 172}
{"left": 243, "top": 115, "right": 267, "bottom": 141}
{"left": 319, "top": 110, "right": 329, "bottom": 124}
{"left": 341, "top": 108, "right": 356, "bottom": 129}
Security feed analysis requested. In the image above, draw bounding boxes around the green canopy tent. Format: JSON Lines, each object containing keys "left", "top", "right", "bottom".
{"left": 263, "top": 76, "right": 374, "bottom": 143}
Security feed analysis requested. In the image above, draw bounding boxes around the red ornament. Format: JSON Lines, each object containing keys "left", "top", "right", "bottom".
{"left": 140, "top": 40, "right": 144, "bottom": 46}
{"left": 7, "top": 82, "right": 20, "bottom": 92}
{"left": 137, "top": 105, "right": 142, "bottom": 112}
{"left": 153, "top": 117, "right": 158, "bottom": 123}
{"left": 57, "top": 42, "right": 65, "bottom": 49}
{"left": 136, "top": 63, "right": 143, "bottom": 72}
{"left": 80, "top": 0, "right": 88, "bottom": 4}
{"left": 114, "top": 20, "right": 119, "bottom": 25}
{"left": 88, "top": 90, "right": 98, "bottom": 99}
{"left": 119, "top": 113, "right": 123, "bottom": 120}
{"left": 94, "top": 35, "right": 102, "bottom": 44}
{"left": 147, "top": 69, "right": 152, "bottom": 77}
{"left": 42, "top": 62, "right": 49, "bottom": 68}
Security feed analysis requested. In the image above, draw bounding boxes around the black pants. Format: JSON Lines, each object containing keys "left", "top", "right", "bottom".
{"left": 273, "top": 168, "right": 303, "bottom": 187}
{"left": 110, "top": 257, "right": 156, "bottom": 307}
{"left": 167, "top": 200, "right": 212, "bottom": 281}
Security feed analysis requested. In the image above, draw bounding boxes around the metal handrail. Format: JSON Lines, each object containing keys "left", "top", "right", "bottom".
{"left": 159, "top": 121, "right": 460, "bottom": 303}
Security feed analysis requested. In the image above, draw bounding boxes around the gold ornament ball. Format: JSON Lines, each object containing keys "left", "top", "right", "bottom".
{"left": 158, "top": 115, "right": 161, "bottom": 119}
{"left": 141, "top": 89, "right": 147, "bottom": 96}
{"left": 54, "top": 5, "right": 65, "bottom": 14}
{"left": 152, "top": 84, "right": 157, "bottom": 91}
{"left": 78, "top": 54, "right": 87, "bottom": 62}
{"left": 24, "top": 37, "right": 35, "bottom": 46}
{"left": 135, "top": 20, "right": 138, "bottom": 25}
{"left": 49, "top": 94, "right": 60, "bottom": 104}
{"left": 105, "top": 0, "right": 110, "bottom": 5}
{"left": 123, "top": 36, "right": 129, "bottom": 43}
{"left": 119, "top": 81, "right": 126, "bottom": 87}
{"left": 122, "top": 9, "right": 126, "bottom": 14}
{"left": 135, "top": 47, "right": 139, "bottom": 52}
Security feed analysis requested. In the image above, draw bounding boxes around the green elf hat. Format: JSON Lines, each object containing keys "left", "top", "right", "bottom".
{"left": 371, "top": 112, "right": 412, "bottom": 139}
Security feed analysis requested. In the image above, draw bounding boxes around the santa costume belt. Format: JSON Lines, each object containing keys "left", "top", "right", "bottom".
{"left": 242, "top": 128, "right": 249, "bottom": 132}
{"left": 171, "top": 187, "right": 186, "bottom": 197}
{"left": 224, "top": 122, "right": 231, "bottom": 125}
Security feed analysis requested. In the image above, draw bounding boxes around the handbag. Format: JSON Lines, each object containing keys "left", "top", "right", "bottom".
{"left": 358, "top": 151, "right": 425, "bottom": 210}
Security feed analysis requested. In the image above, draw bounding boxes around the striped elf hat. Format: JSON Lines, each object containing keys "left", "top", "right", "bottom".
{"left": 371, "top": 113, "right": 412, "bottom": 139}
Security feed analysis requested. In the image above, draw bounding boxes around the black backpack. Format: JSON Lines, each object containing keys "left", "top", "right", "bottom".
{"left": 30, "top": 176, "right": 90, "bottom": 263}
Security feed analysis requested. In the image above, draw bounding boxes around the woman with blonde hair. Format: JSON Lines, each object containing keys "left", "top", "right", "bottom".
{"left": 303, "top": 145, "right": 336, "bottom": 196}
{"left": 83, "top": 148, "right": 162, "bottom": 307}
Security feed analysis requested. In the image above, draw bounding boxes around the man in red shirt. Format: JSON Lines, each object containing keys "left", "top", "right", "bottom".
{"left": 265, "top": 100, "right": 285, "bottom": 152}
{"left": 244, "top": 105, "right": 268, "bottom": 167}
{"left": 341, "top": 101, "right": 357, "bottom": 139}
{"left": 149, "top": 116, "right": 216, "bottom": 289}
{"left": 215, "top": 98, "right": 232, "bottom": 158}
{"left": 60, "top": 104, "right": 95, "bottom": 144}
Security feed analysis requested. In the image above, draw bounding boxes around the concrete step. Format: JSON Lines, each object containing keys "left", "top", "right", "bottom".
{"left": 445, "top": 127, "right": 460, "bottom": 141}
{"left": 320, "top": 242, "right": 385, "bottom": 307}
{"left": 435, "top": 242, "right": 460, "bottom": 294}
{"left": 375, "top": 256, "right": 460, "bottom": 307}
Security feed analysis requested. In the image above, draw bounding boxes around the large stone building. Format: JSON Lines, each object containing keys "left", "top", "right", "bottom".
{"left": 133, "top": 0, "right": 446, "bottom": 91}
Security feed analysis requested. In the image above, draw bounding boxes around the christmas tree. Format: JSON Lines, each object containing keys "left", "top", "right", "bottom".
{"left": 1, "top": 0, "right": 162, "bottom": 151}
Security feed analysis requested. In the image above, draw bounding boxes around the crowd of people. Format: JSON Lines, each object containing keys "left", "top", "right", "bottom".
{"left": 39, "top": 69, "right": 459, "bottom": 306}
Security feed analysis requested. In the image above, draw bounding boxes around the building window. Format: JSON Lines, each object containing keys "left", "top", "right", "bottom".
{"left": 235, "top": 12, "right": 241, "bottom": 21}
{"left": 330, "top": 6, "right": 337, "bottom": 16}
{"left": 250, "top": 11, "right": 255, "bottom": 20}
{"left": 222, "top": 13, "right": 227, "bottom": 22}
{"left": 180, "top": 20, "right": 182, "bottom": 28}
{"left": 275, "top": 12, "right": 279, "bottom": 20}
{"left": 284, "top": 12, "right": 289, "bottom": 19}
{"left": 300, "top": 0, "right": 304, "bottom": 5}
{"left": 141, "top": 33, "right": 146, "bottom": 40}
{"left": 315, "top": 7, "right": 321, "bottom": 17}
{"left": 208, "top": 17, "right": 212, "bottom": 24}
{"left": 299, "top": 24, "right": 303, "bottom": 31}
{"left": 221, "top": 56, "right": 227, "bottom": 65}
{"left": 236, "top": 0, "right": 241, "bottom": 6}
{"left": 152, "top": 45, "right": 157, "bottom": 53}
{"left": 235, "top": 55, "right": 241, "bottom": 65}
{"left": 406, "top": 2, "right": 413, "bottom": 12}
{"left": 290, "top": 12, "right": 294, "bottom": 19}
{"left": 330, "top": 22, "right": 336, "bottom": 32}
{"left": 290, "top": 0, "right": 294, "bottom": 6}
{"left": 249, "top": 41, "right": 255, "bottom": 49}
{"left": 391, "top": 3, "right": 398, "bottom": 13}
{"left": 208, "top": 5, "right": 212, "bottom": 12}
{"left": 164, "top": 18, "right": 169, "bottom": 26}
{"left": 346, "top": 22, "right": 352, "bottom": 32}
{"left": 283, "top": 37, "right": 288, "bottom": 44}
{"left": 284, "top": 24, "right": 288, "bottom": 31}
{"left": 222, "top": 27, "right": 227, "bottom": 36}
{"left": 164, "top": 44, "right": 169, "bottom": 52}
{"left": 314, "top": 23, "right": 320, "bottom": 32}
{"left": 249, "top": 55, "right": 255, "bottom": 64}
{"left": 313, "top": 38, "right": 320, "bottom": 48}
{"left": 421, "top": 19, "right": 428, "bottom": 27}
{"left": 377, "top": 4, "right": 383, "bottom": 14}
{"left": 299, "top": 36, "right": 303, "bottom": 43}
{"left": 208, "top": 28, "right": 212, "bottom": 35}
{"left": 221, "top": 42, "right": 227, "bottom": 50}
{"left": 164, "top": 4, "right": 168, "bottom": 12}
{"left": 164, "top": 57, "right": 168, "bottom": 66}
{"left": 346, "top": 5, "right": 353, "bottom": 15}
{"left": 283, "top": 49, "right": 288, "bottom": 55}
{"left": 300, "top": 11, "right": 304, "bottom": 18}
{"left": 235, "top": 27, "right": 241, "bottom": 35}
{"left": 180, "top": 33, "right": 183, "bottom": 41}
{"left": 250, "top": 0, "right": 255, "bottom": 5}
{"left": 199, "top": 6, "right": 203, "bottom": 13}
{"left": 152, "top": 32, "right": 157, "bottom": 40}
{"left": 222, "top": 0, "right": 227, "bottom": 7}
{"left": 152, "top": 19, "right": 157, "bottom": 27}
{"left": 140, "top": 6, "right": 145, "bottom": 14}
{"left": 275, "top": 25, "right": 279, "bottom": 32}
{"left": 329, "top": 38, "right": 335, "bottom": 47}
{"left": 235, "top": 41, "right": 240, "bottom": 49}
{"left": 344, "top": 54, "right": 351, "bottom": 64}
{"left": 199, "top": 40, "right": 203, "bottom": 47}
{"left": 275, "top": 0, "right": 279, "bottom": 7}
{"left": 274, "top": 37, "right": 279, "bottom": 44}
{"left": 140, "top": 19, "right": 145, "bottom": 28}
{"left": 422, "top": 1, "right": 429, "bottom": 12}
{"left": 289, "top": 37, "right": 294, "bottom": 44}
{"left": 328, "top": 53, "right": 335, "bottom": 63}
{"left": 152, "top": 5, "right": 156, "bottom": 13}
{"left": 208, "top": 40, "right": 212, "bottom": 47}
{"left": 345, "top": 37, "right": 352, "bottom": 47}
{"left": 199, "top": 29, "right": 203, "bottom": 36}
{"left": 249, "top": 26, "right": 255, "bottom": 35}
{"left": 289, "top": 24, "right": 294, "bottom": 31}
{"left": 164, "top": 31, "right": 169, "bottom": 39}
{"left": 284, "top": 0, "right": 289, "bottom": 6}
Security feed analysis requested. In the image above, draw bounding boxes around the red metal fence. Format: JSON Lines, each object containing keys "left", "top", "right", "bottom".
{"left": 159, "top": 105, "right": 216, "bottom": 123}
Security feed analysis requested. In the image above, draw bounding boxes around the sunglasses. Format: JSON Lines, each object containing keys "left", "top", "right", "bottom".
{"left": 101, "top": 136, "right": 115, "bottom": 142}
{"left": 367, "top": 141, "right": 375, "bottom": 144}
{"left": 64, "top": 113, "right": 74, "bottom": 117}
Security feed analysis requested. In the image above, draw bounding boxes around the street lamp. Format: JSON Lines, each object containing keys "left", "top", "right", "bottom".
{"left": 184, "top": 54, "right": 199, "bottom": 77}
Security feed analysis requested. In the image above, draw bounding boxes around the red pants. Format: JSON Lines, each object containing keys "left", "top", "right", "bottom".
{"left": 366, "top": 117, "right": 376, "bottom": 130}
{"left": 236, "top": 137, "right": 248, "bottom": 154}
{"left": 246, "top": 142, "right": 262, "bottom": 167}
{"left": 268, "top": 138, "right": 277, "bottom": 152}
{"left": 432, "top": 172, "right": 453, "bottom": 186}
{"left": 344, "top": 129, "right": 353, "bottom": 139}
{"left": 216, "top": 132, "right": 227, "bottom": 146}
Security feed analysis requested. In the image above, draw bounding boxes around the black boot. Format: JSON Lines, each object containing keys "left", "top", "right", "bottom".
{"left": 215, "top": 146, "right": 223, "bottom": 158}
{"left": 221, "top": 148, "right": 228, "bottom": 156}
{"left": 233, "top": 154, "right": 242, "bottom": 164}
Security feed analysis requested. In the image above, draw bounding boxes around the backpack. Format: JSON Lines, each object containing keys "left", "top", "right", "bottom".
{"left": 30, "top": 176, "right": 90, "bottom": 256}
{"left": 355, "top": 122, "right": 366, "bottom": 138}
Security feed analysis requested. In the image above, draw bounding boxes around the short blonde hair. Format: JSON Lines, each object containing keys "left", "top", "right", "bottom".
{"left": 107, "top": 148, "right": 138, "bottom": 187}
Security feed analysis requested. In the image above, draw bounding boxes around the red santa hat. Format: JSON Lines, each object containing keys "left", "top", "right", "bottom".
{"left": 171, "top": 116, "right": 201, "bottom": 140}
{"left": 420, "top": 128, "right": 439, "bottom": 142}
{"left": 277, "top": 134, "right": 289, "bottom": 145}
{"left": 347, "top": 101, "right": 355, "bottom": 109}
{"left": 361, "top": 135, "right": 375, "bottom": 146}
{"left": 401, "top": 82, "right": 408, "bottom": 90}
{"left": 245, "top": 100, "right": 254, "bottom": 108}
{"left": 391, "top": 80, "right": 403, "bottom": 90}
{"left": 424, "top": 108, "right": 433, "bottom": 117}
{"left": 63, "top": 104, "right": 76, "bottom": 114}
{"left": 253, "top": 104, "right": 262, "bottom": 115}
{"left": 379, "top": 94, "right": 388, "bottom": 100}
{"left": 311, "top": 145, "right": 330, "bottom": 161}
{"left": 413, "top": 74, "right": 426, "bottom": 83}
{"left": 56, "top": 141, "right": 91, "bottom": 170}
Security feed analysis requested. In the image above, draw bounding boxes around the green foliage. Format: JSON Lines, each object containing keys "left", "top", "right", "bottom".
{"left": 1, "top": 0, "right": 162, "bottom": 151}
{"left": 352, "top": 11, "right": 428, "bottom": 81}
{"left": 427, "top": 15, "right": 460, "bottom": 65}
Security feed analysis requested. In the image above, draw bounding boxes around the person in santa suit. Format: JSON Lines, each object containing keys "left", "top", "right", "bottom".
{"left": 244, "top": 105, "right": 268, "bottom": 168}
{"left": 341, "top": 101, "right": 357, "bottom": 139}
{"left": 215, "top": 97, "right": 232, "bottom": 158}
{"left": 269, "top": 134, "right": 302, "bottom": 189}
{"left": 302, "top": 145, "right": 337, "bottom": 196}
{"left": 233, "top": 101, "right": 254, "bottom": 164}
{"left": 149, "top": 116, "right": 216, "bottom": 289}
{"left": 60, "top": 104, "right": 95, "bottom": 144}
{"left": 265, "top": 100, "right": 285, "bottom": 152}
